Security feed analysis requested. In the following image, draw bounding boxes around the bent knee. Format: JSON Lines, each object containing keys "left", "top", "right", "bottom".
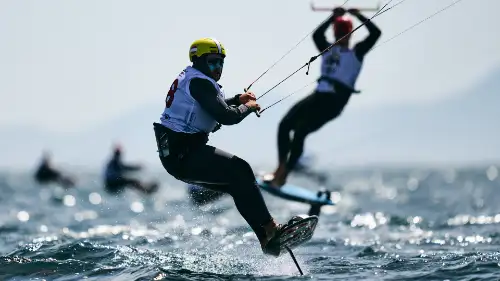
{"left": 230, "top": 156, "right": 255, "bottom": 181}
{"left": 293, "top": 124, "right": 312, "bottom": 140}
{"left": 278, "top": 119, "right": 291, "bottom": 132}
{"left": 279, "top": 113, "right": 298, "bottom": 131}
{"left": 332, "top": 108, "right": 343, "bottom": 119}
{"left": 231, "top": 156, "right": 253, "bottom": 173}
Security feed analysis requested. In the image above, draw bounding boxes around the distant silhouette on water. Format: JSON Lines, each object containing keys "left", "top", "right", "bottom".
{"left": 103, "top": 144, "right": 159, "bottom": 194}
{"left": 34, "top": 151, "right": 75, "bottom": 188}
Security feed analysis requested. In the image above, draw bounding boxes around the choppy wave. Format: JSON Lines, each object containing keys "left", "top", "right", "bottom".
{"left": 1, "top": 165, "right": 500, "bottom": 280}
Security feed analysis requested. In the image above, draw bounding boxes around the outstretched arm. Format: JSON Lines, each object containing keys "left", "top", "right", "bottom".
{"left": 121, "top": 163, "right": 141, "bottom": 171}
{"left": 312, "top": 8, "right": 346, "bottom": 52}
{"left": 350, "top": 9, "right": 382, "bottom": 61}
{"left": 190, "top": 78, "right": 252, "bottom": 125}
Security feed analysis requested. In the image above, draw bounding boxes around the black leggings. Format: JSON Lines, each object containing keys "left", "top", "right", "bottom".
{"left": 159, "top": 145, "right": 273, "bottom": 242}
{"left": 278, "top": 91, "right": 351, "bottom": 171}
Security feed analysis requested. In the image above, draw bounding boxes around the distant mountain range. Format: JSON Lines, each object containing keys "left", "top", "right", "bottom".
{"left": 1, "top": 67, "right": 499, "bottom": 172}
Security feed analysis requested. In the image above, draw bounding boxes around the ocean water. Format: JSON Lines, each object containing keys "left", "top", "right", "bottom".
{"left": 1, "top": 164, "right": 500, "bottom": 280}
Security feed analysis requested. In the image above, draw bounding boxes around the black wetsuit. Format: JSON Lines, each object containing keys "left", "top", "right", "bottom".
{"left": 35, "top": 160, "right": 62, "bottom": 184}
{"left": 34, "top": 156, "right": 76, "bottom": 188}
{"left": 153, "top": 76, "right": 272, "bottom": 242}
{"left": 104, "top": 153, "right": 142, "bottom": 192}
{"left": 277, "top": 13, "right": 381, "bottom": 172}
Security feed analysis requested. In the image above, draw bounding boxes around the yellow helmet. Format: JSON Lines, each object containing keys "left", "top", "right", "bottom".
{"left": 189, "top": 37, "right": 226, "bottom": 62}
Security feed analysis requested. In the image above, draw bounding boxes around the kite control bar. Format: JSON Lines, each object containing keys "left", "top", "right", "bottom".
{"left": 310, "top": 1, "right": 381, "bottom": 12}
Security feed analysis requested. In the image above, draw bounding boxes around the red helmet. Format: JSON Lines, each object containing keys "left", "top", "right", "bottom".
{"left": 333, "top": 16, "right": 353, "bottom": 38}
{"left": 113, "top": 143, "right": 122, "bottom": 155}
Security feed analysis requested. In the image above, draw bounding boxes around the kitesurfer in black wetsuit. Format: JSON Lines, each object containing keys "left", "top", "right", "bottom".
{"left": 103, "top": 145, "right": 158, "bottom": 194}
{"left": 34, "top": 151, "right": 75, "bottom": 188}
{"left": 153, "top": 38, "right": 307, "bottom": 256}
{"left": 265, "top": 7, "right": 382, "bottom": 187}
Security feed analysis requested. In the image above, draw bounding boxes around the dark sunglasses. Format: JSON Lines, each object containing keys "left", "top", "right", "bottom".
{"left": 206, "top": 57, "right": 224, "bottom": 67}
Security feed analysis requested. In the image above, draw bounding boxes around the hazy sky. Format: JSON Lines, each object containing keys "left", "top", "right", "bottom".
{"left": 1, "top": 0, "right": 499, "bottom": 134}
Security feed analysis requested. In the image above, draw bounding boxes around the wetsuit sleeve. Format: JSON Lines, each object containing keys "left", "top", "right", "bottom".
{"left": 190, "top": 78, "right": 251, "bottom": 125}
{"left": 225, "top": 94, "right": 242, "bottom": 106}
{"left": 312, "top": 15, "right": 339, "bottom": 52}
{"left": 352, "top": 13, "right": 381, "bottom": 61}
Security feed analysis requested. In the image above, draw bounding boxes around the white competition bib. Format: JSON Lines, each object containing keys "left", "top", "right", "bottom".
{"left": 159, "top": 66, "right": 225, "bottom": 134}
{"left": 315, "top": 46, "right": 362, "bottom": 93}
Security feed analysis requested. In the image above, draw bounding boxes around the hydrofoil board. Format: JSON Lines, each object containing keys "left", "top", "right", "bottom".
{"left": 256, "top": 173, "right": 334, "bottom": 206}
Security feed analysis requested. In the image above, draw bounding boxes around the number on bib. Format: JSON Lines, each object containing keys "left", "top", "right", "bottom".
{"left": 165, "top": 79, "right": 179, "bottom": 108}
{"left": 325, "top": 52, "right": 340, "bottom": 74}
